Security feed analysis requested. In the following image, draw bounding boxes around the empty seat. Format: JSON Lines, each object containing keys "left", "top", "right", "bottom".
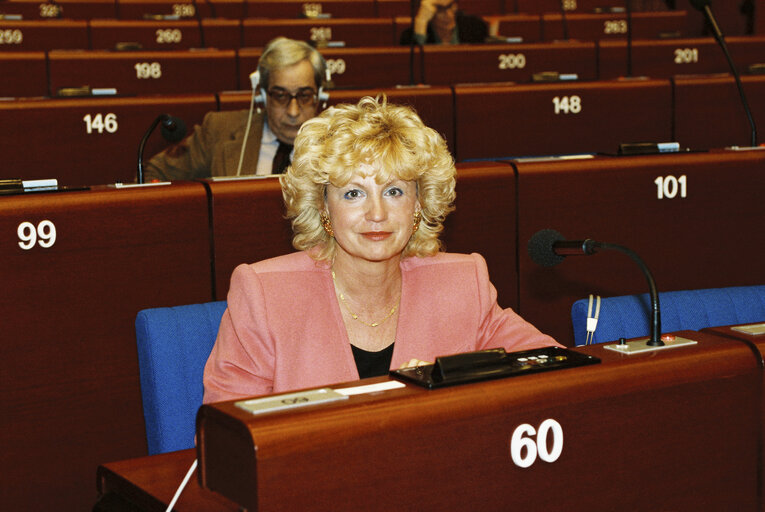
{"left": 454, "top": 78, "right": 672, "bottom": 160}
{"left": 0, "top": 19, "right": 89, "bottom": 51}
{"left": 242, "top": 17, "right": 396, "bottom": 47}
{"left": 0, "top": 51, "right": 47, "bottom": 97}
{"left": 48, "top": 49, "right": 237, "bottom": 96}
{"left": 540, "top": 11, "right": 687, "bottom": 41}
{"left": 245, "top": 0, "right": 376, "bottom": 18}
{"left": 0, "top": 94, "right": 217, "bottom": 186}
{"left": 90, "top": 19, "right": 204, "bottom": 50}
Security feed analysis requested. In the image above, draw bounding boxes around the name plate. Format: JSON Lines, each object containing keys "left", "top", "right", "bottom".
{"left": 235, "top": 387, "right": 348, "bottom": 415}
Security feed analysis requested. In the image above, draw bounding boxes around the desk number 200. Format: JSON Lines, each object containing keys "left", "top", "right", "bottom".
{"left": 18, "top": 220, "right": 57, "bottom": 250}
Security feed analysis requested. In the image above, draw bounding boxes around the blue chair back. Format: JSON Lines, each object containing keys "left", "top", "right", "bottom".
{"left": 135, "top": 301, "right": 227, "bottom": 454}
{"left": 571, "top": 285, "right": 765, "bottom": 346}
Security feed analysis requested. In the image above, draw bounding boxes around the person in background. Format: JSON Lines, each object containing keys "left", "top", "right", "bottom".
{"left": 399, "top": 0, "right": 488, "bottom": 45}
{"left": 202, "top": 95, "right": 560, "bottom": 403}
{"left": 143, "top": 37, "right": 327, "bottom": 181}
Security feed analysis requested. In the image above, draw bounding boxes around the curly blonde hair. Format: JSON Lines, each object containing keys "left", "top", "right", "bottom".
{"left": 280, "top": 95, "right": 456, "bottom": 262}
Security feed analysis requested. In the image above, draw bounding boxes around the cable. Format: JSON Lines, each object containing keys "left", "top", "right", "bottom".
{"left": 165, "top": 458, "right": 198, "bottom": 512}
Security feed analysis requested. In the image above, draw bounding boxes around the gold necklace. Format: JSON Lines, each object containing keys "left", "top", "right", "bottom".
{"left": 331, "top": 270, "right": 399, "bottom": 328}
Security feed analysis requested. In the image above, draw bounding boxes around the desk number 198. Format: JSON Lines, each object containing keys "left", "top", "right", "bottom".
{"left": 654, "top": 175, "right": 687, "bottom": 199}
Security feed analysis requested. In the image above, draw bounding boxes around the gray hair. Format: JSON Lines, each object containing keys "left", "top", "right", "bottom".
{"left": 257, "top": 37, "right": 327, "bottom": 91}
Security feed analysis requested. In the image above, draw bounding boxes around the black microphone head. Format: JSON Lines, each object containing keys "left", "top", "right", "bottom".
{"left": 160, "top": 114, "right": 187, "bottom": 143}
{"left": 528, "top": 229, "right": 567, "bottom": 267}
{"left": 688, "top": 0, "right": 711, "bottom": 11}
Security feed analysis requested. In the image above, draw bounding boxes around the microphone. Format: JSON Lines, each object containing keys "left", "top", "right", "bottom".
{"left": 528, "top": 229, "right": 663, "bottom": 346}
{"left": 688, "top": 0, "right": 757, "bottom": 147}
{"left": 558, "top": 0, "right": 569, "bottom": 40}
{"left": 625, "top": 0, "right": 633, "bottom": 77}
{"left": 137, "top": 114, "right": 187, "bottom": 184}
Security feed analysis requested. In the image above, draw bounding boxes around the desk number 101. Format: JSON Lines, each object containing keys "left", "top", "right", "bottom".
{"left": 654, "top": 175, "right": 687, "bottom": 199}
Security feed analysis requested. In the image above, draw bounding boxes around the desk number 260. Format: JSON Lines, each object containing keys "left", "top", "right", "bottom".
{"left": 18, "top": 220, "right": 56, "bottom": 250}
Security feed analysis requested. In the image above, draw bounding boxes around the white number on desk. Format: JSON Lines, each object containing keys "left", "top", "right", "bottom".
{"left": 326, "top": 58, "right": 346, "bottom": 76}
{"left": 303, "top": 3, "right": 323, "bottom": 17}
{"left": 134, "top": 62, "right": 162, "bottom": 79}
{"left": 654, "top": 175, "right": 687, "bottom": 199}
{"left": 0, "top": 29, "right": 23, "bottom": 45}
{"left": 156, "top": 29, "right": 182, "bottom": 44}
{"left": 39, "top": 3, "right": 63, "bottom": 17}
{"left": 18, "top": 220, "right": 57, "bottom": 250}
{"left": 552, "top": 95, "right": 582, "bottom": 114}
{"left": 83, "top": 113, "right": 119, "bottom": 134}
{"left": 498, "top": 53, "right": 526, "bottom": 70}
{"left": 674, "top": 48, "right": 699, "bottom": 64}
{"left": 310, "top": 27, "right": 332, "bottom": 42}
{"left": 171, "top": 3, "right": 195, "bottom": 17}
{"left": 563, "top": 0, "right": 576, "bottom": 10}
{"left": 604, "top": 19, "right": 627, "bottom": 34}
{"left": 510, "top": 419, "right": 563, "bottom": 468}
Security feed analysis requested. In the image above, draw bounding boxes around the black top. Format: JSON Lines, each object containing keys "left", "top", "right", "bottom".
{"left": 399, "top": 12, "right": 488, "bottom": 45}
{"left": 351, "top": 343, "right": 395, "bottom": 379}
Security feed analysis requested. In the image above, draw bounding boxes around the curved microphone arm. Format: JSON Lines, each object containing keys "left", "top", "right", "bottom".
{"left": 137, "top": 114, "right": 165, "bottom": 184}
{"left": 589, "top": 240, "right": 663, "bottom": 347}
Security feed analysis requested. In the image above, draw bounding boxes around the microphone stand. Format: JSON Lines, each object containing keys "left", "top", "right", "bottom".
{"left": 137, "top": 114, "right": 185, "bottom": 184}
{"left": 697, "top": 2, "right": 758, "bottom": 146}
{"left": 408, "top": 0, "right": 417, "bottom": 85}
{"left": 587, "top": 240, "right": 663, "bottom": 347}
{"left": 625, "top": 0, "right": 633, "bottom": 77}
{"left": 559, "top": 0, "right": 569, "bottom": 40}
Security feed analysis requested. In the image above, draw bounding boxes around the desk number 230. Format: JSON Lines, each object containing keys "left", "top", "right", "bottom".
{"left": 18, "top": 220, "right": 56, "bottom": 250}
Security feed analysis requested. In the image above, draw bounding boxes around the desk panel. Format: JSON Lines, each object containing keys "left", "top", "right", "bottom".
{"left": 48, "top": 49, "right": 237, "bottom": 95}
{"left": 116, "top": 0, "right": 206, "bottom": 20}
{"left": 673, "top": 74, "right": 765, "bottom": 150}
{"left": 0, "top": 19, "right": 89, "bottom": 51}
{"left": 245, "top": 0, "right": 376, "bottom": 18}
{"left": 514, "top": 150, "right": 765, "bottom": 345}
{"left": 90, "top": 19, "right": 204, "bottom": 50}
{"left": 0, "top": 51, "right": 47, "bottom": 97}
{"left": 455, "top": 78, "right": 672, "bottom": 160}
{"left": 241, "top": 18, "right": 396, "bottom": 48}
{"left": 0, "top": 0, "right": 117, "bottom": 19}
{"left": 238, "top": 46, "right": 419, "bottom": 90}
{"left": 0, "top": 94, "right": 217, "bottom": 186}
{"left": 515, "top": 0, "right": 624, "bottom": 13}
{"left": 541, "top": 11, "right": 687, "bottom": 41}
{"left": 598, "top": 36, "right": 765, "bottom": 79}
{"left": 422, "top": 41, "right": 597, "bottom": 85}
{"left": 377, "top": 0, "right": 504, "bottom": 17}
{"left": 196, "top": 331, "right": 758, "bottom": 510}
{"left": 206, "top": 162, "right": 519, "bottom": 309}
{"left": 1, "top": 183, "right": 212, "bottom": 511}
{"left": 486, "top": 13, "right": 542, "bottom": 42}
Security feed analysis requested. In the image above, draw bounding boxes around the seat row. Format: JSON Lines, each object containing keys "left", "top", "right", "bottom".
{"left": 3, "top": 35, "right": 764, "bottom": 99}
{"left": 4, "top": 148, "right": 765, "bottom": 510}
{"left": 0, "top": 0, "right": 656, "bottom": 22}
{"left": 2, "top": 75, "right": 763, "bottom": 186}
{"left": 0, "top": 11, "right": 690, "bottom": 51}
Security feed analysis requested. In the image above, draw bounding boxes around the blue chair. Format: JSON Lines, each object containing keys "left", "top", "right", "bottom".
{"left": 571, "top": 285, "right": 765, "bottom": 346}
{"left": 135, "top": 301, "right": 227, "bottom": 455}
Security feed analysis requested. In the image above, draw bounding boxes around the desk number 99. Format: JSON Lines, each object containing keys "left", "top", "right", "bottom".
{"left": 18, "top": 220, "right": 57, "bottom": 250}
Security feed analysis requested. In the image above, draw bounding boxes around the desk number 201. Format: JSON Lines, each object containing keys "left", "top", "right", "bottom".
{"left": 18, "top": 220, "right": 57, "bottom": 250}
{"left": 510, "top": 418, "right": 563, "bottom": 468}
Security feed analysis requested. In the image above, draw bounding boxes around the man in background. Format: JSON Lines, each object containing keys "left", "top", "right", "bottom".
{"left": 144, "top": 37, "right": 327, "bottom": 181}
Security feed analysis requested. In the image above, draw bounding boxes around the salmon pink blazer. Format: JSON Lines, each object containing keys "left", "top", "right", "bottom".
{"left": 203, "top": 251, "right": 560, "bottom": 403}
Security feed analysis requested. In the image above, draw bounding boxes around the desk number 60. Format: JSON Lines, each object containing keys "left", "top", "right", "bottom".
{"left": 510, "top": 418, "right": 563, "bottom": 468}
{"left": 18, "top": 220, "right": 56, "bottom": 250}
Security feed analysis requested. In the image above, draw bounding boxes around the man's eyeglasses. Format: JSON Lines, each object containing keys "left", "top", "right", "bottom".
{"left": 267, "top": 88, "right": 318, "bottom": 107}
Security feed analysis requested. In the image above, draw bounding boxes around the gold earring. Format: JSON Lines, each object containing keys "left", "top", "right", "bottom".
{"left": 412, "top": 210, "right": 422, "bottom": 233}
{"left": 320, "top": 211, "right": 334, "bottom": 237}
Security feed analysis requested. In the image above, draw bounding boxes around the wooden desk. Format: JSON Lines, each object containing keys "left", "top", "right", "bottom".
{"left": 97, "top": 331, "right": 760, "bottom": 510}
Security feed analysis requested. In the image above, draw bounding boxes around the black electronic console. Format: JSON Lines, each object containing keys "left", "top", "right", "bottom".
{"left": 391, "top": 346, "right": 600, "bottom": 389}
